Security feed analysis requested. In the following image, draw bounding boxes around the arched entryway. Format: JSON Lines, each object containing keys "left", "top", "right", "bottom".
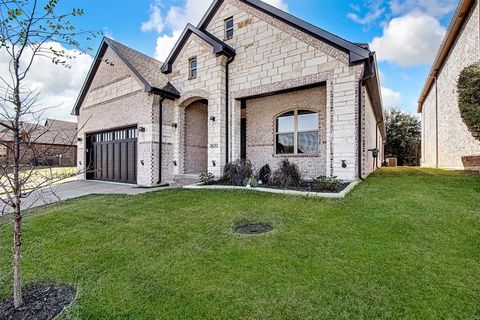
{"left": 184, "top": 99, "right": 208, "bottom": 174}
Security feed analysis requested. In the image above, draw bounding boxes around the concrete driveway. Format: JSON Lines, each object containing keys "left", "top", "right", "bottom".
{"left": 2, "top": 180, "right": 176, "bottom": 214}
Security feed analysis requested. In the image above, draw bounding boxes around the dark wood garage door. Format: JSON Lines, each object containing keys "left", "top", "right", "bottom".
{"left": 86, "top": 127, "right": 137, "bottom": 184}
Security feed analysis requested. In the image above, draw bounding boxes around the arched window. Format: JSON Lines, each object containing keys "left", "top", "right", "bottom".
{"left": 276, "top": 110, "right": 319, "bottom": 155}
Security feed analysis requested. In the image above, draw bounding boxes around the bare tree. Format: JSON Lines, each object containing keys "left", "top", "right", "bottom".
{"left": 0, "top": 0, "right": 98, "bottom": 308}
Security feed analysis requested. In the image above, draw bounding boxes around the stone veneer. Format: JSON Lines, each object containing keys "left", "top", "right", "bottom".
{"left": 421, "top": 0, "right": 480, "bottom": 169}
{"left": 77, "top": 47, "right": 162, "bottom": 186}
{"left": 245, "top": 86, "right": 327, "bottom": 177}
{"left": 77, "top": 0, "right": 384, "bottom": 185}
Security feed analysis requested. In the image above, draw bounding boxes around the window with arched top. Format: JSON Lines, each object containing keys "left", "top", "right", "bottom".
{"left": 276, "top": 110, "right": 319, "bottom": 155}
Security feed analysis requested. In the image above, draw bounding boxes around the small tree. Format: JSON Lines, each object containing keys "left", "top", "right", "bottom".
{"left": 458, "top": 61, "right": 480, "bottom": 141}
{"left": 0, "top": 0, "right": 98, "bottom": 308}
{"left": 384, "top": 107, "right": 421, "bottom": 166}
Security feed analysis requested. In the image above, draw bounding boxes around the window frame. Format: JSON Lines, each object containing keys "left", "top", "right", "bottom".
{"left": 275, "top": 109, "right": 319, "bottom": 156}
{"left": 189, "top": 57, "right": 197, "bottom": 79}
{"left": 224, "top": 17, "right": 234, "bottom": 40}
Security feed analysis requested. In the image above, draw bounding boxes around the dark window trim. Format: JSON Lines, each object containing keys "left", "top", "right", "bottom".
{"left": 189, "top": 57, "right": 198, "bottom": 79}
{"left": 225, "top": 17, "right": 234, "bottom": 40}
{"left": 275, "top": 109, "right": 319, "bottom": 156}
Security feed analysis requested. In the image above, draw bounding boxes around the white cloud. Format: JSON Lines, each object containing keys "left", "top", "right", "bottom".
{"left": 149, "top": 0, "right": 288, "bottom": 62}
{"left": 154, "top": 30, "right": 183, "bottom": 62}
{"left": 0, "top": 42, "right": 93, "bottom": 121}
{"left": 370, "top": 12, "right": 446, "bottom": 66}
{"left": 347, "top": 1, "right": 385, "bottom": 25}
{"left": 389, "top": 0, "right": 458, "bottom": 18}
{"left": 141, "top": 5, "right": 165, "bottom": 33}
{"left": 263, "top": 0, "right": 288, "bottom": 11}
{"left": 381, "top": 86, "right": 402, "bottom": 107}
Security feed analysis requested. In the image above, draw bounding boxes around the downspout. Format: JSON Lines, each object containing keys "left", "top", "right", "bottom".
{"left": 358, "top": 60, "right": 375, "bottom": 181}
{"left": 434, "top": 76, "right": 439, "bottom": 168}
{"left": 158, "top": 97, "right": 166, "bottom": 185}
{"left": 225, "top": 56, "right": 235, "bottom": 164}
{"left": 375, "top": 119, "right": 383, "bottom": 169}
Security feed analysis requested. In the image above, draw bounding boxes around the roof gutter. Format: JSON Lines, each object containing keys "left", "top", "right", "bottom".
{"left": 417, "top": 0, "right": 475, "bottom": 112}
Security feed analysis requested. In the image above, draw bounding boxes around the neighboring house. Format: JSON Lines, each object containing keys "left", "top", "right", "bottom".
{"left": 0, "top": 119, "right": 78, "bottom": 166}
{"left": 73, "top": 0, "right": 385, "bottom": 186}
{"left": 418, "top": 0, "right": 480, "bottom": 170}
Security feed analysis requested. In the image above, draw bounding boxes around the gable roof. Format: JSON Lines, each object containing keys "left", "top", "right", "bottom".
{"left": 0, "top": 119, "right": 78, "bottom": 146}
{"left": 417, "top": 0, "right": 476, "bottom": 113}
{"left": 161, "top": 24, "right": 236, "bottom": 73}
{"left": 197, "top": 0, "right": 371, "bottom": 64}
{"left": 72, "top": 37, "right": 180, "bottom": 115}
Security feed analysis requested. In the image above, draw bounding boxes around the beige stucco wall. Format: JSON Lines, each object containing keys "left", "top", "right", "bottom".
{"left": 421, "top": 0, "right": 480, "bottom": 169}
{"left": 245, "top": 86, "right": 327, "bottom": 178}
{"left": 76, "top": 47, "right": 159, "bottom": 186}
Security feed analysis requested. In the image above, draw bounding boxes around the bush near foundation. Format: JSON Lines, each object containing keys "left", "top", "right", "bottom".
{"left": 458, "top": 62, "right": 480, "bottom": 141}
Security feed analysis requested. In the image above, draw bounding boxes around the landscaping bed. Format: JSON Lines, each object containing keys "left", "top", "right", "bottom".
{"left": 206, "top": 179, "right": 350, "bottom": 193}
{"left": 0, "top": 284, "right": 75, "bottom": 320}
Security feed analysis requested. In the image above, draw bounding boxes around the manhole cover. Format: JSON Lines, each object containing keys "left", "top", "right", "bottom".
{"left": 235, "top": 223, "right": 272, "bottom": 234}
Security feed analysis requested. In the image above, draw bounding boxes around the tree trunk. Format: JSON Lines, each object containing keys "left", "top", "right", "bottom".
{"left": 13, "top": 202, "right": 22, "bottom": 308}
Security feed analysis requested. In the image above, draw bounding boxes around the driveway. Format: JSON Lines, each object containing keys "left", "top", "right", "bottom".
{"left": 2, "top": 180, "right": 177, "bottom": 214}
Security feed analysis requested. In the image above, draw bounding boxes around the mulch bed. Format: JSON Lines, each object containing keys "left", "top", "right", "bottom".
{"left": 0, "top": 284, "right": 76, "bottom": 320}
{"left": 207, "top": 180, "right": 350, "bottom": 193}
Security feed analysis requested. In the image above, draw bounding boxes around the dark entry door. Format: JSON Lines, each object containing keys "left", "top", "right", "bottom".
{"left": 87, "top": 127, "right": 137, "bottom": 184}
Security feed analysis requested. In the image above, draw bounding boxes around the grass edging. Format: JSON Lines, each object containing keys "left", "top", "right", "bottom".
{"left": 183, "top": 179, "right": 361, "bottom": 198}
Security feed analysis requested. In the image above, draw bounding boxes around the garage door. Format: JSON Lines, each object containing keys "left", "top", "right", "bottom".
{"left": 87, "top": 127, "right": 137, "bottom": 184}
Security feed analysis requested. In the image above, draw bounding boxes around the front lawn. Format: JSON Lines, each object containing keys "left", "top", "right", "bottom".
{"left": 0, "top": 168, "right": 479, "bottom": 319}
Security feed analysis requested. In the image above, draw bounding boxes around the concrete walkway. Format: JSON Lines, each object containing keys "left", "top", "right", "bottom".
{"left": 2, "top": 180, "right": 179, "bottom": 214}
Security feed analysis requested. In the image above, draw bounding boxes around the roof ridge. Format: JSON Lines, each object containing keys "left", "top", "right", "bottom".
{"left": 105, "top": 37, "right": 164, "bottom": 65}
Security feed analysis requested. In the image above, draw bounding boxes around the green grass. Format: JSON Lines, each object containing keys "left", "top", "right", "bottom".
{"left": 1, "top": 167, "right": 479, "bottom": 319}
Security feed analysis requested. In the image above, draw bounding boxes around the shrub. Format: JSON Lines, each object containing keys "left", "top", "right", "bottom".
{"left": 246, "top": 176, "right": 258, "bottom": 188}
{"left": 272, "top": 160, "right": 302, "bottom": 187}
{"left": 199, "top": 172, "right": 215, "bottom": 184}
{"left": 223, "top": 160, "right": 253, "bottom": 186}
{"left": 458, "top": 62, "right": 480, "bottom": 141}
{"left": 312, "top": 176, "right": 342, "bottom": 192}
{"left": 257, "top": 164, "right": 272, "bottom": 185}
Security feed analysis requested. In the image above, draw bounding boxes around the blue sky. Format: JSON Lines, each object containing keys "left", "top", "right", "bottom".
{"left": 6, "top": 0, "right": 459, "bottom": 120}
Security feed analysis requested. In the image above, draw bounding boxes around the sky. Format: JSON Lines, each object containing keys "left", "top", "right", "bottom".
{"left": 1, "top": 0, "right": 459, "bottom": 121}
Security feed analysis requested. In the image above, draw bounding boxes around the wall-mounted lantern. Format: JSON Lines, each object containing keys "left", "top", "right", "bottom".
{"left": 212, "top": 160, "right": 216, "bottom": 167}
{"left": 77, "top": 137, "right": 83, "bottom": 142}
{"left": 173, "top": 160, "right": 177, "bottom": 166}
{"left": 172, "top": 123, "right": 178, "bottom": 129}
{"left": 342, "top": 160, "right": 347, "bottom": 168}
{"left": 368, "top": 148, "right": 380, "bottom": 158}
{"left": 210, "top": 116, "right": 216, "bottom": 122}
{"left": 138, "top": 126, "right": 146, "bottom": 132}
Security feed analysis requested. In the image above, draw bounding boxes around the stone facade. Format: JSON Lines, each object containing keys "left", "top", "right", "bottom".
{"left": 245, "top": 86, "right": 327, "bottom": 177}
{"left": 76, "top": 0, "right": 384, "bottom": 185}
{"left": 77, "top": 47, "right": 159, "bottom": 186}
{"left": 421, "top": 0, "right": 480, "bottom": 169}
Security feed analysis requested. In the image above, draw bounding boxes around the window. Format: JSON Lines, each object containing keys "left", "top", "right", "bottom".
{"left": 276, "top": 110, "right": 319, "bottom": 155}
{"left": 225, "top": 17, "right": 234, "bottom": 40}
{"left": 189, "top": 58, "right": 197, "bottom": 79}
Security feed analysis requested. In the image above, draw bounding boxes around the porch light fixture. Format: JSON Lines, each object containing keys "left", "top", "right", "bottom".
{"left": 342, "top": 160, "right": 347, "bottom": 168}
{"left": 173, "top": 160, "right": 177, "bottom": 166}
{"left": 210, "top": 116, "right": 216, "bottom": 122}
{"left": 172, "top": 123, "right": 178, "bottom": 129}
{"left": 212, "top": 160, "right": 216, "bottom": 167}
{"left": 138, "top": 126, "right": 146, "bottom": 132}
{"left": 77, "top": 137, "right": 83, "bottom": 142}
